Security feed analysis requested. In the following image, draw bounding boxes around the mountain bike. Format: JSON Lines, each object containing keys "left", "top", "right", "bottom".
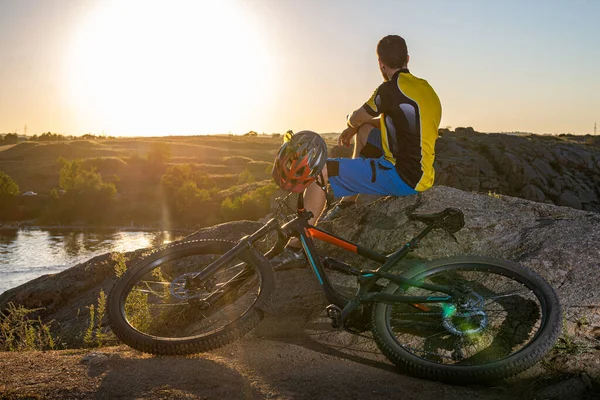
{"left": 107, "top": 192, "right": 561, "bottom": 383}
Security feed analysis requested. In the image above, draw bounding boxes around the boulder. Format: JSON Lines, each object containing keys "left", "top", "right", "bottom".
{"left": 435, "top": 130, "right": 600, "bottom": 213}
{"left": 521, "top": 184, "right": 546, "bottom": 202}
{"left": 318, "top": 186, "right": 600, "bottom": 349}
{"left": 557, "top": 190, "right": 583, "bottom": 209}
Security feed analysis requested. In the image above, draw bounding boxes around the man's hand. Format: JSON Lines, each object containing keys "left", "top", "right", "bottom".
{"left": 339, "top": 126, "right": 357, "bottom": 147}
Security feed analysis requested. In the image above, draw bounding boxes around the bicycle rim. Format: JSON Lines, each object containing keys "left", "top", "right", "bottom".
{"left": 382, "top": 262, "right": 552, "bottom": 367}
{"left": 118, "top": 246, "right": 264, "bottom": 340}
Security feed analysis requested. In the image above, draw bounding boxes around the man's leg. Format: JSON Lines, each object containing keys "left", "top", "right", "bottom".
{"left": 304, "top": 165, "right": 329, "bottom": 226}
{"left": 352, "top": 124, "right": 373, "bottom": 158}
{"left": 335, "top": 124, "right": 373, "bottom": 206}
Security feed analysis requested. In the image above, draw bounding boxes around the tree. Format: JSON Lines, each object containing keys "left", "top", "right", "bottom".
{"left": 0, "top": 172, "right": 20, "bottom": 221}
{"left": 1, "top": 133, "right": 18, "bottom": 144}
{"left": 50, "top": 158, "right": 117, "bottom": 223}
{"left": 160, "top": 164, "right": 218, "bottom": 226}
{"left": 38, "top": 132, "right": 66, "bottom": 142}
{"left": 237, "top": 169, "right": 255, "bottom": 184}
{"left": 0, "top": 172, "right": 19, "bottom": 197}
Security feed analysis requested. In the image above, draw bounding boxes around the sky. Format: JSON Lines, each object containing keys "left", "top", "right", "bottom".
{"left": 0, "top": 0, "right": 599, "bottom": 137}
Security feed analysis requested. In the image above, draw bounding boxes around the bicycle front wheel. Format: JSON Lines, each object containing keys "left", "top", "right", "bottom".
{"left": 371, "top": 256, "right": 561, "bottom": 383}
{"left": 108, "top": 239, "right": 274, "bottom": 355}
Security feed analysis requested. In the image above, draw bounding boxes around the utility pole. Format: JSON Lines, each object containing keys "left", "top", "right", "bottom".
{"left": 595, "top": 122, "right": 597, "bottom": 136}
{"left": 24, "top": 125, "right": 27, "bottom": 136}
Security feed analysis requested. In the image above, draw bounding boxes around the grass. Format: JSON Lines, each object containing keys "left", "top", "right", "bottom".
{"left": 552, "top": 315, "right": 594, "bottom": 356}
{"left": 0, "top": 303, "right": 55, "bottom": 352}
{"left": 84, "top": 290, "right": 110, "bottom": 348}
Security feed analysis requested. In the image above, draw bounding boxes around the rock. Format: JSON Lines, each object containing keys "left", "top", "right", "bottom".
{"left": 80, "top": 351, "right": 109, "bottom": 366}
{"left": 580, "top": 373, "right": 594, "bottom": 389}
{"left": 318, "top": 186, "right": 600, "bottom": 350}
{"left": 532, "top": 158, "right": 558, "bottom": 180}
{"left": 557, "top": 190, "right": 583, "bottom": 209}
{"left": 521, "top": 184, "right": 546, "bottom": 203}
{"left": 577, "top": 184, "right": 597, "bottom": 204}
{"left": 435, "top": 130, "right": 600, "bottom": 212}
{"left": 534, "top": 376, "right": 588, "bottom": 400}
{"left": 1, "top": 186, "right": 599, "bottom": 380}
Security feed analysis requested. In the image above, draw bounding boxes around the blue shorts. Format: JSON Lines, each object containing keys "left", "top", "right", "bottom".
{"left": 328, "top": 128, "right": 418, "bottom": 198}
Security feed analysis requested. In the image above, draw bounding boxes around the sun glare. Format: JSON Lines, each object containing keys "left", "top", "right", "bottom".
{"left": 67, "top": 0, "right": 274, "bottom": 136}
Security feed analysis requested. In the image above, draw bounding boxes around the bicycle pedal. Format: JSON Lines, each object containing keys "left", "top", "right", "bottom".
{"left": 326, "top": 304, "right": 342, "bottom": 328}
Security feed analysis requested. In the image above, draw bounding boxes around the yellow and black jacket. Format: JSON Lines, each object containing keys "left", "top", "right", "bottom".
{"left": 363, "top": 68, "right": 442, "bottom": 191}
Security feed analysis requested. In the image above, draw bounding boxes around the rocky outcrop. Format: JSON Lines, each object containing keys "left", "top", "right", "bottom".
{"left": 4, "top": 186, "right": 600, "bottom": 346}
{"left": 1, "top": 186, "right": 599, "bottom": 384}
{"left": 331, "top": 129, "right": 600, "bottom": 212}
{"left": 435, "top": 130, "right": 600, "bottom": 212}
{"left": 317, "top": 186, "right": 600, "bottom": 352}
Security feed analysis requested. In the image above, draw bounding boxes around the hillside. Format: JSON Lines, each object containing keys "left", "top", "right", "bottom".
{"left": 1, "top": 130, "right": 598, "bottom": 229}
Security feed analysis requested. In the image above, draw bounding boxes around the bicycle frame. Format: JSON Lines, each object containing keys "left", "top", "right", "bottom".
{"left": 196, "top": 192, "right": 465, "bottom": 327}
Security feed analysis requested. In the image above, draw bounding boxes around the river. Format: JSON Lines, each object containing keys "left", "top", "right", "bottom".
{"left": 0, "top": 229, "right": 178, "bottom": 294}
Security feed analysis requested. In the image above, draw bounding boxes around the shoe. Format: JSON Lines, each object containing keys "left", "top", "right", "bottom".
{"left": 319, "top": 201, "right": 355, "bottom": 222}
{"left": 270, "top": 246, "right": 307, "bottom": 270}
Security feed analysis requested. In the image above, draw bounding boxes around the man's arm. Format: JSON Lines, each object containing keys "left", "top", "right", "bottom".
{"left": 338, "top": 107, "right": 378, "bottom": 147}
{"left": 347, "top": 107, "right": 375, "bottom": 130}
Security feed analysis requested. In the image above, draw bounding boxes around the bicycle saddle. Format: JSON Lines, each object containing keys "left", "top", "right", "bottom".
{"left": 407, "top": 208, "right": 465, "bottom": 234}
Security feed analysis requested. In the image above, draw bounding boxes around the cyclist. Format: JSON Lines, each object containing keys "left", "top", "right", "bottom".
{"left": 273, "top": 34, "right": 442, "bottom": 269}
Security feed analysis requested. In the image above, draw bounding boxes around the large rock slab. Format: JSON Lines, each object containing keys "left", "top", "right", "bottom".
{"left": 1, "top": 186, "right": 599, "bottom": 385}
{"left": 434, "top": 131, "right": 600, "bottom": 212}
{"left": 318, "top": 186, "right": 600, "bottom": 348}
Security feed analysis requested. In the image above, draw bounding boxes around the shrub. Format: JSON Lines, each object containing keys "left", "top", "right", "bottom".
{"left": 84, "top": 290, "right": 110, "bottom": 347}
{"left": 238, "top": 169, "right": 255, "bottom": 184}
{"left": 0, "top": 172, "right": 19, "bottom": 197}
{"left": 220, "top": 183, "right": 277, "bottom": 221}
{"left": 0, "top": 303, "right": 55, "bottom": 351}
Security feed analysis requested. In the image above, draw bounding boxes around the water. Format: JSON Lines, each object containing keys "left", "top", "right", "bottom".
{"left": 0, "top": 229, "right": 177, "bottom": 294}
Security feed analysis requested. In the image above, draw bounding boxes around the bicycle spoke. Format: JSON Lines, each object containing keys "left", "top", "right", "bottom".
{"left": 383, "top": 266, "right": 546, "bottom": 366}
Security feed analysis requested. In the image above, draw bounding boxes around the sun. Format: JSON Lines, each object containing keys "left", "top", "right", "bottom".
{"left": 67, "top": 0, "right": 274, "bottom": 136}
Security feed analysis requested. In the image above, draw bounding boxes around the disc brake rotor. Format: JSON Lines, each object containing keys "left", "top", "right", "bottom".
{"left": 170, "top": 272, "right": 214, "bottom": 300}
{"left": 442, "top": 291, "right": 488, "bottom": 336}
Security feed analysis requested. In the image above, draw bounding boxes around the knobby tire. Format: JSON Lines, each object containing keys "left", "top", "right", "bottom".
{"left": 371, "top": 255, "right": 561, "bottom": 383}
{"left": 107, "top": 239, "right": 274, "bottom": 355}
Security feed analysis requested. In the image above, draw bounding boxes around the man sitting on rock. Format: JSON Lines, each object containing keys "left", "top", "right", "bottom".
{"left": 273, "top": 34, "right": 442, "bottom": 269}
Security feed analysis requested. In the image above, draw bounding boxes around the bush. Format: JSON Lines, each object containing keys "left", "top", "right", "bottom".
{"left": 44, "top": 158, "right": 117, "bottom": 224}
{"left": 0, "top": 172, "right": 19, "bottom": 197}
{"left": 0, "top": 303, "right": 55, "bottom": 351}
{"left": 238, "top": 169, "right": 255, "bottom": 184}
{"left": 1, "top": 133, "right": 18, "bottom": 144}
{"left": 220, "top": 183, "right": 277, "bottom": 222}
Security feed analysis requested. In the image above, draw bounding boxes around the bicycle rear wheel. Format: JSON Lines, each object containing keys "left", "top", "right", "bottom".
{"left": 371, "top": 256, "right": 561, "bottom": 383}
{"left": 108, "top": 239, "right": 274, "bottom": 355}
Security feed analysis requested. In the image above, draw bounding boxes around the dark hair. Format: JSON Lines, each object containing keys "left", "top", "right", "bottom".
{"left": 376, "top": 35, "right": 408, "bottom": 69}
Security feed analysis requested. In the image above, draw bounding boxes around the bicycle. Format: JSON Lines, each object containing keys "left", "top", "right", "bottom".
{"left": 107, "top": 191, "right": 562, "bottom": 383}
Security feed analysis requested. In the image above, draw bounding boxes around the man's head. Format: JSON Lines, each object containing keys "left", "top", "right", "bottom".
{"left": 377, "top": 35, "right": 409, "bottom": 81}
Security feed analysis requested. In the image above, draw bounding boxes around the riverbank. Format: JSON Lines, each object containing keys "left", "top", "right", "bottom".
{"left": 0, "top": 221, "right": 194, "bottom": 234}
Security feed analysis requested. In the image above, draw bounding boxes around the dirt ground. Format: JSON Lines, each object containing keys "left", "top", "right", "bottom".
{"left": 2, "top": 269, "right": 599, "bottom": 400}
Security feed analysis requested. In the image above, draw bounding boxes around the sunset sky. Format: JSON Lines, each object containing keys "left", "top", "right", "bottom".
{"left": 1, "top": 0, "right": 599, "bottom": 137}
